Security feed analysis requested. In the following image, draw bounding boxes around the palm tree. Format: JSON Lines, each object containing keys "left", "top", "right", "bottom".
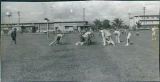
{"left": 112, "top": 18, "right": 123, "bottom": 29}
{"left": 93, "top": 19, "right": 102, "bottom": 30}
{"left": 102, "top": 19, "right": 111, "bottom": 29}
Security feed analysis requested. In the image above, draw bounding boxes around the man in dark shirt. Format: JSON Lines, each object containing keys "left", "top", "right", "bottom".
{"left": 11, "top": 28, "right": 17, "bottom": 44}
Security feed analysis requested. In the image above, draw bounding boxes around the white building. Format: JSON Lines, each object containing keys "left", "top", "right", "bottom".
{"left": 1, "top": 21, "right": 90, "bottom": 34}
{"left": 130, "top": 15, "right": 160, "bottom": 29}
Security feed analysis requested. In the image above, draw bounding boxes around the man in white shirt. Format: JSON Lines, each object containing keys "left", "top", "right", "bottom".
{"left": 114, "top": 29, "right": 121, "bottom": 43}
{"left": 75, "top": 31, "right": 93, "bottom": 45}
{"left": 82, "top": 31, "right": 93, "bottom": 45}
{"left": 100, "top": 29, "right": 115, "bottom": 46}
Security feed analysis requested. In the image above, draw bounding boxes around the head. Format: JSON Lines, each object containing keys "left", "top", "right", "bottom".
{"left": 14, "top": 28, "right": 17, "bottom": 31}
{"left": 12, "top": 27, "right": 17, "bottom": 31}
{"left": 99, "top": 29, "right": 103, "bottom": 33}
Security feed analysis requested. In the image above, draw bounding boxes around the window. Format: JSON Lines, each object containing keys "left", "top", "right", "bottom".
{"left": 157, "top": 17, "right": 159, "bottom": 19}
{"left": 65, "top": 26, "right": 69, "bottom": 29}
{"left": 65, "top": 26, "right": 73, "bottom": 29}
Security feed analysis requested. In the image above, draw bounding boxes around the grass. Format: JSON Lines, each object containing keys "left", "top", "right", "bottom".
{"left": 1, "top": 30, "right": 159, "bottom": 82}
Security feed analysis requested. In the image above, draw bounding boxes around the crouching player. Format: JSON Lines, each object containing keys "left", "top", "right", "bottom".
{"left": 75, "top": 31, "right": 94, "bottom": 46}
{"left": 49, "top": 33, "right": 64, "bottom": 46}
{"left": 75, "top": 32, "right": 85, "bottom": 46}
{"left": 100, "top": 29, "right": 115, "bottom": 46}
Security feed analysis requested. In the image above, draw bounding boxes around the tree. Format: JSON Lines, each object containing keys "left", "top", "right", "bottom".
{"left": 93, "top": 19, "right": 102, "bottom": 30}
{"left": 102, "top": 19, "right": 111, "bottom": 29}
{"left": 123, "top": 25, "right": 129, "bottom": 29}
{"left": 112, "top": 18, "right": 124, "bottom": 29}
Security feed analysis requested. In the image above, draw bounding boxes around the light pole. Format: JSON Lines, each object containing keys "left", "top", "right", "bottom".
{"left": 17, "top": 11, "right": 20, "bottom": 27}
{"left": 83, "top": 8, "right": 85, "bottom": 21}
{"left": 6, "top": 11, "right": 12, "bottom": 28}
{"left": 44, "top": 18, "right": 49, "bottom": 39}
{"left": 128, "top": 13, "right": 131, "bottom": 30}
{"left": 143, "top": 7, "right": 146, "bottom": 26}
{"left": 159, "top": 8, "right": 160, "bottom": 29}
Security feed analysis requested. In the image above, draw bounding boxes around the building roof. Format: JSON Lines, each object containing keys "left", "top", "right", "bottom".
{"left": 139, "top": 20, "right": 160, "bottom": 21}
{"left": 141, "top": 24, "right": 159, "bottom": 26}
{"left": 134, "top": 15, "right": 160, "bottom": 17}
{"left": 1, "top": 21, "right": 88, "bottom": 25}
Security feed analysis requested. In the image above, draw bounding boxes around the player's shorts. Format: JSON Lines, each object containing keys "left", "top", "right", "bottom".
{"left": 11, "top": 36, "right": 16, "bottom": 41}
{"left": 56, "top": 36, "right": 61, "bottom": 41}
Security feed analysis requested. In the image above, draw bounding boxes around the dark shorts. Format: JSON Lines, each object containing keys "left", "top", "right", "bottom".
{"left": 56, "top": 36, "right": 61, "bottom": 41}
{"left": 80, "top": 36, "right": 85, "bottom": 42}
{"left": 12, "top": 37, "right": 16, "bottom": 41}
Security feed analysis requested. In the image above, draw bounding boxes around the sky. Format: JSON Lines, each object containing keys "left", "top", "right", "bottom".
{"left": 1, "top": 1, "right": 160, "bottom": 24}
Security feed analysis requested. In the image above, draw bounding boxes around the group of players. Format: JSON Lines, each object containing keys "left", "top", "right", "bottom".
{"left": 49, "top": 28, "right": 132, "bottom": 46}
{"left": 9, "top": 27, "right": 158, "bottom": 46}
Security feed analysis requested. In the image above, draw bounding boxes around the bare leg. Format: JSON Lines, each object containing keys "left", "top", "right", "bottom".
{"left": 110, "top": 37, "right": 115, "bottom": 46}
{"left": 125, "top": 38, "right": 129, "bottom": 46}
{"left": 118, "top": 36, "right": 120, "bottom": 43}
{"left": 102, "top": 36, "right": 106, "bottom": 46}
{"left": 14, "top": 40, "right": 16, "bottom": 44}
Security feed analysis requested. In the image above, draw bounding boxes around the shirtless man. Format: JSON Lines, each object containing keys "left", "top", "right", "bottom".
{"left": 49, "top": 33, "right": 64, "bottom": 46}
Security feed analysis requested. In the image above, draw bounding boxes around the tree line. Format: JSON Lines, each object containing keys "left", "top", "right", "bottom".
{"left": 90, "top": 18, "right": 130, "bottom": 31}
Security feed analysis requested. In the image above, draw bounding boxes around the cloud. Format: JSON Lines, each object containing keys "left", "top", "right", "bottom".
{"left": 1, "top": 1, "right": 160, "bottom": 24}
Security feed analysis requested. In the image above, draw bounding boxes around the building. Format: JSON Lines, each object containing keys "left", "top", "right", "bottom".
{"left": 1, "top": 21, "right": 90, "bottom": 34}
{"left": 130, "top": 15, "right": 160, "bottom": 29}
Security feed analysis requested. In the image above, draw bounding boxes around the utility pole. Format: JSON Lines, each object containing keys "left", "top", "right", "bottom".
{"left": 17, "top": 11, "right": 20, "bottom": 27}
{"left": 159, "top": 8, "right": 160, "bottom": 29}
{"left": 143, "top": 7, "right": 146, "bottom": 25}
{"left": 83, "top": 8, "right": 85, "bottom": 21}
{"left": 6, "top": 11, "right": 12, "bottom": 28}
{"left": 44, "top": 18, "right": 49, "bottom": 40}
{"left": 128, "top": 13, "right": 131, "bottom": 30}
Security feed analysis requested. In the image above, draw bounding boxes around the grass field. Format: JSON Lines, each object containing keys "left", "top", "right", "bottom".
{"left": 1, "top": 30, "right": 159, "bottom": 82}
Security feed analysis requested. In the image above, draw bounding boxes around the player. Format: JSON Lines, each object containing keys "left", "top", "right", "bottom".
{"left": 49, "top": 33, "right": 64, "bottom": 46}
{"left": 151, "top": 27, "right": 158, "bottom": 40}
{"left": 10, "top": 28, "right": 17, "bottom": 44}
{"left": 125, "top": 31, "right": 132, "bottom": 46}
{"left": 100, "top": 29, "right": 115, "bottom": 46}
{"left": 75, "top": 31, "right": 94, "bottom": 46}
{"left": 114, "top": 29, "right": 121, "bottom": 43}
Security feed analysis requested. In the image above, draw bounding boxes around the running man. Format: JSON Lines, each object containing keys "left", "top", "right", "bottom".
{"left": 10, "top": 28, "right": 17, "bottom": 44}
{"left": 100, "top": 29, "right": 115, "bottom": 46}
{"left": 49, "top": 33, "right": 64, "bottom": 46}
{"left": 114, "top": 29, "right": 121, "bottom": 43}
